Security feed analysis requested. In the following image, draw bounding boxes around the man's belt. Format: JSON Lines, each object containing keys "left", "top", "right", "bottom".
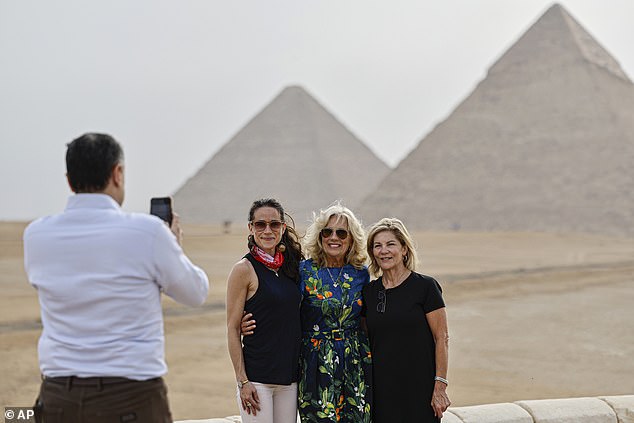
{"left": 43, "top": 376, "right": 141, "bottom": 388}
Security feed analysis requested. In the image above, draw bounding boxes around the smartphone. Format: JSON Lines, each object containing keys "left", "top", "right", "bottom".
{"left": 150, "top": 197, "right": 173, "bottom": 226}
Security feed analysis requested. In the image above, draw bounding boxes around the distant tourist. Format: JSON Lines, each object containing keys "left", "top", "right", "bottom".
{"left": 226, "top": 198, "right": 304, "bottom": 423}
{"left": 23, "top": 133, "right": 210, "bottom": 422}
{"left": 241, "top": 202, "right": 372, "bottom": 422}
{"left": 363, "top": 217, "right": 450, "bottom": 422}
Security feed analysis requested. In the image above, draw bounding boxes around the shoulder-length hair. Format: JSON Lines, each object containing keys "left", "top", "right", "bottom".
{"left": 304, "top": 202, "right": 367, "bottom": 269}
{"left": 366, "top": 217, "right": 419, "bottom": 277}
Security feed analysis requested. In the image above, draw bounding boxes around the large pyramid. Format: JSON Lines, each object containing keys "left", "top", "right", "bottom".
{"left": 359, "top": 4, "right": 634, "bottom": 236}
{"left": 174, "top": 86, "right": 390, "bottom": 224}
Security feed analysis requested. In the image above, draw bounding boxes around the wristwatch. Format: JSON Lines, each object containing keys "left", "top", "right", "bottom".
{"left": 238, "top": 379, "right": 250, "bottom": 389}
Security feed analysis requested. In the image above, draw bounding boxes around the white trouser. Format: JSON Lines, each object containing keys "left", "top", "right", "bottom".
{"left": 237, "top": 381, "right": 298, "bottom": 423}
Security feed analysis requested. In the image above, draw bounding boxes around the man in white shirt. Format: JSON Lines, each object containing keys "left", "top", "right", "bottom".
{"left": 23, "top": 133, "right": 210, "bottom": 422}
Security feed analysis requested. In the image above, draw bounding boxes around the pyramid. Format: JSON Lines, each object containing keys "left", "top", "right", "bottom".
{"left": 359, "top": 4, "right": 634, "bottom": 236}
{"left": 174, "top": 86, "right": 390, "bottom": 224}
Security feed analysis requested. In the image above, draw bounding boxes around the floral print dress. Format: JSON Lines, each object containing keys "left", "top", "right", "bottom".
{"left": 298, "top": 259, "right": 372, "bottom": 423}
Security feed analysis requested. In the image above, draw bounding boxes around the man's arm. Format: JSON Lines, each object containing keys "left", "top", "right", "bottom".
{"left": 153, "top": 213, "right": 209, "bottom": 306}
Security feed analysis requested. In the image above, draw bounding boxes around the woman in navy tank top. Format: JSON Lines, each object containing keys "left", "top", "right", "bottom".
{"left": 226, "top": 199, "right": 304, "bottom": 423}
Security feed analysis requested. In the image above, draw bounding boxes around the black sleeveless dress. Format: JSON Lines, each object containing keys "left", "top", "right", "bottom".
{"left": 242, "top": 253, "right": 302, "bottom": 385}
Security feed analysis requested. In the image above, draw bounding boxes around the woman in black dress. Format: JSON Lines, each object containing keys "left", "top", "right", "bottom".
{"left": 363, "top": 217, "right": 451, "bottom": 422}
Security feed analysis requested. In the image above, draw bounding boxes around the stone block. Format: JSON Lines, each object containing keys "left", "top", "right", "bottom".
{"left": 516, "top": 397, "right": 617, "bottom": 423}
{"left": 600, "top": 396, "right": 634, "bottom": 423}
{"left": 450, "top": 402, "right": 533, "bottom": 423}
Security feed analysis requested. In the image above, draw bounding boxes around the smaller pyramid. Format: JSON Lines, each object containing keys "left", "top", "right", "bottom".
{"left": 174, "top": 86, "right": 390, "bottom": 224}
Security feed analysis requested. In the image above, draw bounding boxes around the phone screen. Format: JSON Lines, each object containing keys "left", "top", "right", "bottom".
{"left": 150, "top": 197, "right": 173, "bottom": 225}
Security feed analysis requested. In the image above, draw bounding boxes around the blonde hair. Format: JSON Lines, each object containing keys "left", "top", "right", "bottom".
{"left": 304, "top": 202, "right": 368, "bottom": 269}
{"left": 366, "top": 217, "right": 419, "bottom": 277}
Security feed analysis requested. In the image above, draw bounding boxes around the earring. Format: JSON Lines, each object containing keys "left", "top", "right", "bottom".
{"left": 277, "top": 243, "right": 286, "bottom": 253}
{"left": 403, "top": 254, "right": 408, "bottom": 262}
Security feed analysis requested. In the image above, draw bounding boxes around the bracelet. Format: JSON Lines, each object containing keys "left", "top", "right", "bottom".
{"left": 237, "top": 379, "right": 250, "bottom": 389}
{"left": 434, "top": 376, "right": 448, "bottom": 385}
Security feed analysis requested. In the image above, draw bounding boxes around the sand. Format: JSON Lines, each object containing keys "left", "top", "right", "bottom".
{"left": 1, "top": 222, "right": 633, "bottom": 420}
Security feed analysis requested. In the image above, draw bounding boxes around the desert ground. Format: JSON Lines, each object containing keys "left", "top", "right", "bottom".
{"left": 1, "top": 221, "right": 633, "bottom": 420}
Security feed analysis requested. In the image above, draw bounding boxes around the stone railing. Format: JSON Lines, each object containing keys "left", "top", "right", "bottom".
{"left": 177, "top": 395, "right": 634, "bottom": 423}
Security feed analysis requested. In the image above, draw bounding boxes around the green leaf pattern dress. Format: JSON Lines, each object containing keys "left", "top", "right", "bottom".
{"left": 298, "top": 259, "right": 372, "bottom": 422}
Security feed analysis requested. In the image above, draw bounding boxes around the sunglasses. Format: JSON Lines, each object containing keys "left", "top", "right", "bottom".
{"left": 250, "top": 220, "right": 284, "bottom": 232}
{"left": 377, "top": 289, "right": 386, "bottom": 313}
{"left": 320, "top": 228, "right": 349, "bottom": 240}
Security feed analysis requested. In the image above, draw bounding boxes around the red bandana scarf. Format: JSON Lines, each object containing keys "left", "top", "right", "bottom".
{"left": 250, "top": 245, "right": 284, "bottom": 271}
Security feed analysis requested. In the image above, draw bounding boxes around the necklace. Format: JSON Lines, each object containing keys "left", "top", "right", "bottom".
{"left": 326, "top": 265, "right": 347, "bottom": 322}
{"left": 326, "top": 265, "right": 344, "bottom": 285}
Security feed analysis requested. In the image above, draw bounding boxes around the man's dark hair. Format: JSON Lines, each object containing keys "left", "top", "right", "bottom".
{"left": 66, "top": 133, "right": 124, "bottom": 193}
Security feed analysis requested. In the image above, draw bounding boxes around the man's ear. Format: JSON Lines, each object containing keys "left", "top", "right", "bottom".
{"left": 112, "top": 164, "right": 124, "bottom": 188}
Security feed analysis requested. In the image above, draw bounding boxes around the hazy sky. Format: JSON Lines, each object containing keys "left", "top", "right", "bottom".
{"left": 1, "top": 0, "right": 633, "bottom": 221}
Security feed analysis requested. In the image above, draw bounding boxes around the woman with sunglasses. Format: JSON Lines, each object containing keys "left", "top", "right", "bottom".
{"left": 242, "top": 202, "right": 372, "bottom": 422}
{"left": 362, "top": 217, "right": 450, "bottom": 422}
{"left": 296, "top": 203, "right": 372, "bottom": 422}
{"left": 226, "top": 198, "right": 304, "bottom": 423}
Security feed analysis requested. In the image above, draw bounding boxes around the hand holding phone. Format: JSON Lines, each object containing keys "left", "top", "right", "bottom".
{"left": 150, "top": 197, "right": 173, "bottom": 226}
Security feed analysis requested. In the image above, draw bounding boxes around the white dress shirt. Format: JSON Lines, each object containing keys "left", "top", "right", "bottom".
{"left": 23, "top": 194, "right": 209, "bottom": 380}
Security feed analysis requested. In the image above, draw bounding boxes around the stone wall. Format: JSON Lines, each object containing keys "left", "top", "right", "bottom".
{"left": 177, "top": 394, "right": 634, "bottom": 423}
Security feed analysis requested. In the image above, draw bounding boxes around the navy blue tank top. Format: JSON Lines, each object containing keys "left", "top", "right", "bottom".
{"left": 242, "top": 253, "right": 302, "bottom": 385}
